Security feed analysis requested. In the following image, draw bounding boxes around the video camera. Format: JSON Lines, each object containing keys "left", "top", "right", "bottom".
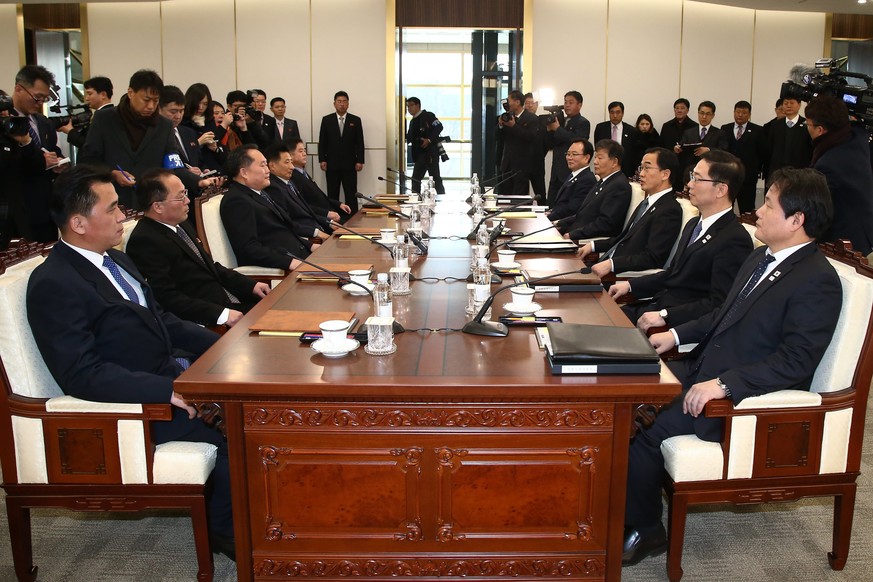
{"left": 780, "top": 57, "right": 873, "bottom": 128}
{"left": 543, "top": 104, "right": 565, "bottom": 125}
{"left": 48, "top": 103, "right": 91, "bottom": 133}
{"left": 436, "top": 135, "right": 451, "bottom": 163}
{"left": 499, "top": 99, "right": 513, "bottom": 123}
{"left": 0, "top": 95, "right": 30, "bottom": 138}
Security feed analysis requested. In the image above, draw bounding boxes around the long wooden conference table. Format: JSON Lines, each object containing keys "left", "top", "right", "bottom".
{"left": 176, "top": 191, "right": 681, "bottom": 581}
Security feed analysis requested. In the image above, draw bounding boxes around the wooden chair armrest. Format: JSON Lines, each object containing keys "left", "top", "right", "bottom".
{"left": 703, "top": 388, "right": 855, "bottom": 419}
{"left": 7, "top": 393, "right": 173, "bottom": 421}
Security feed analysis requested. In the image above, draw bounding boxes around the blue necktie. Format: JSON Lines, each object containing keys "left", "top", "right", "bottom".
{"left": 714, "top": 254, "right": 775, "bottom": 334}
{"left": 686, "top": 220, "right": 703, "bottom": 248}
{"left": 28, "top": 117, "right": 41, "bottom": 147}
{"left": 102, "top": 255, "right": 139, "bottom": 304}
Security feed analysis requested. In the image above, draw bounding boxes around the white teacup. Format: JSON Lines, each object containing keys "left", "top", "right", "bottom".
{"left": 319, "top": 320, "right": 351, "bottom": 348}
{"left": 347, "top": 269, "right": 371, "bottom": 285}
{"left": 510, "top": 287, "right": 536, "bottom": 306}
{"left": 380, "top": 228, "right": 396, "bottom": 243}
{"left": 496, "top": 249, "right": 517, "bottom": 265}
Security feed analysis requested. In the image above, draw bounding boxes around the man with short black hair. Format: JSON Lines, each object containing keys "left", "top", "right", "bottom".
{"left": 660, "top": 98, "right": 698, "bottom": 151}
{"left": 609, "top": 150, "right": 753, "bottom": 330}
{"left": 27, "top": 164, "right": 235, "bottom": 560}
{"left": 675, "top": 101, "right": 728, "bottom": 173}
{"left": 405, "top": 96, "right": 446, "bottom": 195}
{"left": 578, "top": 147, "right": 683, "bottom": 277}
{"left": 10, "top": 64, "right": 66, "bottom": 242}
{"left": 547, "top": 138, "right": 596, "bottom": 222}
{"left": 624, "top": 167, "right": 842, "bottom": 566}
{"left": 80, "top": 69, "right": 182, "bottom": 209}
{"left": 765, "top": 96, "right": 812, "bottom": 181}
{"left": 58, "top": 76, "right": 114, "bottom": 148}
{"left": 545, "top": 90, "right": 591, "bottom": 206}
{"left": 264, "top": 142, "right": 333, "bottom": 240}
{"left": 127, "top": 168, "right": 269, "bottom": 327}
{"left": 524, "top": 92, "right": 548, "bottom": 201}
{"left": 221, "top": 145, "right": 312, "bottom": 270}
{"left": 594, "top": 101, "right": 637, "bottom": 175}
{"left": 496, "top": 89, "right": 539, "bottom": 196}
{"left": 318, "top": 90, "right": 365, "bottom": 214}
{"left": 249, "top": 89, "right": 277, "bottom": 148}
{"left": 805, "top": 95, "right": 873, "bottom": 255}
{"left": 721, "top": 100, "right": 763, "bottom": 213}
{"left": 288, "top": 138, "right": 351, "bottom": 223}
{"left": 557, "top": 139, "right": 632, "bottom": 241}
{"left": 223, "top": 90, "right": 268, "bottom": 151}
{"left": 270, "top": 97, "right": 301, "bottom": 145}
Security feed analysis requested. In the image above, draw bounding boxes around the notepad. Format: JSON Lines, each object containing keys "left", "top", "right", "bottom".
{"left": 250, "top": 310, "right": 356, "bottom": 336}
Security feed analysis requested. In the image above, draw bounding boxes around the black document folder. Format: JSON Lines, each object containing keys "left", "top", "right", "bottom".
{"left": 544, "top": 323, "right": 661, "bottom": 374}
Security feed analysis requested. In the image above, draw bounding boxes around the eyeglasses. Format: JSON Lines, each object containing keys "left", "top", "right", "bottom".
{"left": 638, "top": 164, "right": 663, "bottom": 173}
{"left": 565, "top": 151, "right": 586, "bottom": 157}
{"left": 161, "top": 190, "right": 190, "bottom": 203}
{"left": 698, "top": 110, "right": 715, "bottom": 117}
{"left": 688, "top": 172, "right": 724, "bottom": 184}
{"left": 16, "top": 83, "right": 53, "bottom": 105}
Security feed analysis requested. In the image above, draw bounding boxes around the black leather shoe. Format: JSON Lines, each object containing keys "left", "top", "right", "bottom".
{"left": 622, "top": 524, "right": 667, "bottom": 566}
{"left": 209, "top": 532, "right": 236, "bottom": 562}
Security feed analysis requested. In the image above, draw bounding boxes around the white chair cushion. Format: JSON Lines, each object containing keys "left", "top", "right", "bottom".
{"left": 810, "top": 260, "right": 873, "bottom": 393}
{"left": 734, "top": 389, "right": 822, "bottom": 409}
{"left": 11, "top": 415, "right": 48, "bottom": 483}
{"left": 234, "top": 266, "right": 286, "bottom": 277}
{"left": 153, "top": 441, "right": 218, "bottom": 484}
{"left": 662, "top": 434, "right": 724, "bottom": 482}
{"left": 741, "top": 222, "right": 765, "bottom": 248}
{"left": 46, "top": 395, "right": 143, "bottom": 413}
{"left": 114, "top": 217, "right": 138, "bottom": 252}
{"left": 200, "top": 194, "right": 238, "bottom": 268}
{"left": 4, "top": 255, "right": 46, "bottom": 276}
{"left": 624, "top": 183, "right": 645, "bottom": 228}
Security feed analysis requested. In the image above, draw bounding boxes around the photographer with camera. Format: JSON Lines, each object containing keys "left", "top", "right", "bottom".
{"left": 545, "top": 91, "right": 590, "bottom": 207}
{"left": 57, "top": 76, "right": 113, "bottom": 148}
{"left": 496, "top": 90, "right": 538, "bottom": 196}
{"left": 223, "top": 90, "right": 270, "bottom": 151}
{"left": 8, "top": 65, "right": 66, "bottom": 242}
{"left": 804, "top": 95, "right": 873, "bottom": 255}
{"left": 405, "top": 97, "right": 446, "bottom": 195}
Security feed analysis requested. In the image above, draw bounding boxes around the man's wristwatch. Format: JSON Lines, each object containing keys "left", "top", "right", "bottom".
{"left": 659, "top": 308, "right": 669, "bottom": 321}
{"left": 716, "top": 377, "right": 732, "bottom": 399}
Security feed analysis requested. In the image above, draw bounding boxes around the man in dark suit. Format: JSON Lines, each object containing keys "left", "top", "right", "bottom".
{"left": 220, "top": 145, "right": 312, "bottom": 270}
{"left": 80, "top": 70, "right": 184, "bottom": 210}
{"left": 405, "top": 96, "right": 446, "bottom": 195}
{"left": 270, "top": 97, "right": 301, "bottom": 145}
{"left": 496, "top": 90, "right": 539, "bottom": 196}
{"left": 675, "top": 101, "right": 728, "bottom": 175}
{"left": 26, "top": 165, "right": 235, "bottom": 559}
{"left": 546, "top": 138, "right": 596, "bottom": 222}
{"left": 288, "top": 138, "right": 351, "bottom": 223}
{"left": 593, "top": 101, "right": 637, "bottom": 176}
{"left": 721, "top": 100, "right": 763, "bottom": 213}
{"left": 545, "top": 90, "right": 591, "bottom": 206}
{"left": 126, "top": 169, "right": 269, "bottom": 328}
{"left": 764, "top": 97, "right": 812, "bottom": 182}
{"left": 11, "top": 64, "right": 67, "bottom": 242}
{"left": 557, "top": 139, "right": 632, "bottom": 241}
{"left": 318, "top": 90, "right": 364, "bottom": 214}
{"left": 660, "top": 98, "right": 698, "bottom": 151}
{"left": 58, "top": 75, "right": 114, "bottom": 149}
{"left": 264, "top": 143, "right": 333, "bottom": 241}
{"left": 250, "top": 89, "right": 278, "bottom": 148}
{"left": 805, "top": 95, "right": 873, "bottom": 255}
{"left": 609, "top": 150, "right": 753, "bottom": 329}
{"left": 524, "top": 93, "right": 548, "bottom": 201}
{"left": 578, "top": 147, "right": 683, "bottom": 277}
{"left": 623, "top": 168, "right": 842, "bottom": 565}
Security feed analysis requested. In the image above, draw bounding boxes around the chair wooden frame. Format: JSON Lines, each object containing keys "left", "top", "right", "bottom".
{"left": 0, "top": 244, "right": 215, "bottom": 582}
{"left": 662, "top": 240, "right": 873, "bottom": 582}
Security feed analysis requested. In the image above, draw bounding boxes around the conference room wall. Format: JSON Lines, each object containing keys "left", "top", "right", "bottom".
{"left": 0, "top": 6, "right": 20, "bottom": 90}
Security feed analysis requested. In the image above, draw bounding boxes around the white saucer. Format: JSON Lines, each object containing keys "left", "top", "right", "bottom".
{"left": 502, "top": 301, "right": 542, "bottom": 316}
{"left": 342, "top": 282, "right": 374, "bottom": 296}
{"left": 311, "top": 338, "right": 360, "bottom": 358}
{"left": 491, "top": 261, "right": 521, "bottom": 270}
{"left": 374, "top": 238, "right": 396, "bottom": 245}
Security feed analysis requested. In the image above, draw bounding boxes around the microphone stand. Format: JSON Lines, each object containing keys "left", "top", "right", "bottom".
{"left": 466, "top": 199, "right": 533, "bottom": 239}
{"left": 384, "top": 168, "right": 409, "bottom": 193}
{"left": 358, "top": 191, "right": 411, "bottom": 219}
{"left": 330, "top": 220, "right": 396, "bottom": 258}
{"left": 465, "top": 171, "right": 518, "bottom": 203}
{"left": 462, "top": 268, "right": 592, "bottom": 337}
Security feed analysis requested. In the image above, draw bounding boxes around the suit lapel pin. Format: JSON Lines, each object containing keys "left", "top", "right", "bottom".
{"left": 768, "top": 270, "right": 782, "bottom": 281}
{"left": 702, "top": 234, "right": 711, "bottom": 244}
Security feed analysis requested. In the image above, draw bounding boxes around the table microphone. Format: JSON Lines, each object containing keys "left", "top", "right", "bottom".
{"left": 485, "top": 224, "right": 559, "bottom": 259}
{"left": 286, "top": 253, "right": 373, "bottom": 298}
{"left": 467, "top": 198, "right": 534, "bottom": 238}
{"left": 330, "top": 220, "right": 396, "bottom": 258}
{"left": 406, "top": 229, "right": 428, "bottom": 256}
{"left": 357, "top": 191, "right": 411, "bottom": 219}
{"left": 463, "top": 267, "right": 593, "bottom": 337}
{"left": 465, "top": 171, "right": 518, "bottom": 203}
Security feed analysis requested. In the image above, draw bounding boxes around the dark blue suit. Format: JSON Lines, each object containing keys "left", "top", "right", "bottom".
{"left": 26, "top": 242, "right": 232, "bottom": 537}
{"left": 548, "top": 168, "right": 597, "bottom": 223}
{"left": 547, "top": 114, "right": 591, "bottom": 205}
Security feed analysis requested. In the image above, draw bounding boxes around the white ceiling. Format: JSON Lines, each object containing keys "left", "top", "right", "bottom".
{"left": 690, "top": 0, "right": 872, "bottom": 15}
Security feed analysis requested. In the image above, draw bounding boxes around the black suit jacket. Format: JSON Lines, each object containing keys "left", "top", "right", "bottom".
{"left": 548, "top": 114, "right": 591, "bottom": 184}
{"left": 26, "top": 242, "right": 218, "bottom": 405}
{"left": 721, "top": 121, "right": 763, "bottom": 188}
{"left": 561, "top": 172, "right": 633, "bottom": 241}
{"left": 659, "top": 118, "right": 698, "bottom": 150}
{"left": 318, "top": 112, "right": 365, "bottom": 168}
{"left": 549, "top": 168, "right": 597, "bottom": 222}
{"left": 275, "top": 117, "right": 301, "bottom": 145}
{"left": 592, "top": 191, "right": 682, "bottom": 273}
{"left": 765, "top": 116, "right": 813, "bottom": 179}
{"left": 678, "top": 124, "right": 728, "bottom": 172}
{"left": 126, "top": 217, "right": 258, "bottom": 325}
{"left": 629, "top": 211, "right": 754, "bottom": 326}
{"left": 265, "top": 174, "right": 331, "bottom": 237}
{"left": 220, "top": 180, "right": 311, "bottom": 269}
{"left": 15, "top": 112, "right": 62, "bottom": 239}
{"left": 291, "top": 168, "right": 348, "bottom": 218}
{"left": 497, "top": 109, "right": 539, "bottom": 172}
{"left": 80, "top": 102, "right": 182, "bottom": 209}
{"left": 174, "top": 124, "right": 203, "bottom": 167}
{"left": 593, "top": 122, "right": 637, "bottom": 176}
{"left": 672, "top": 244, "right": 842, "bottom": 440}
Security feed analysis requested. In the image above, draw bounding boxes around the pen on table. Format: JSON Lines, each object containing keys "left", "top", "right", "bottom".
{"left": 115, "top": 165, "right": 135, "bottom": 183}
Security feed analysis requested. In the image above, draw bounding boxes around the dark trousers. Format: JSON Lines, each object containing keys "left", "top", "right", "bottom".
{"left": 152, "top": 408, "right": 233, "bottom": 539}
{"left": 625, "top": 359, "right": 722, "bottom": 531}
{"left": 497, "top": 164, "right": 532, "bottom": 196}
{"left": 411, "top": 156, "right": 445, "bottom": 194}
{"left": 736, "top": 177, "right": 759, "bottom": 214}
{"left": 326, "top": 168, "right": 359, "bottom": 214}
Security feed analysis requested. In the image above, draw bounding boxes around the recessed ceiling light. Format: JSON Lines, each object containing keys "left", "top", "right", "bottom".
{"left": 859, "top": 0, "right": 867, "bottom": 5}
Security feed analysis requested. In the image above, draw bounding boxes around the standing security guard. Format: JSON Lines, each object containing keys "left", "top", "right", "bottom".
{"left": 405, "top": 97, "right": 445, "bottom": 194}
